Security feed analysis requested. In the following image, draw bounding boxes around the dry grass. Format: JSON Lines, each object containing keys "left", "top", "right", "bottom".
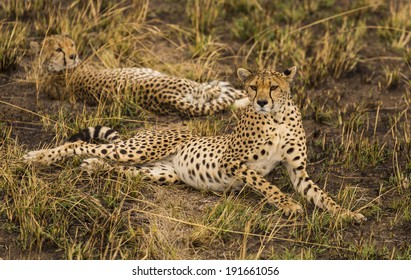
{"left": 0, "top": 0, "right": 410, "bottom": 260}
{"left": 0, "top": 21, "right": 27, "bottom": 72}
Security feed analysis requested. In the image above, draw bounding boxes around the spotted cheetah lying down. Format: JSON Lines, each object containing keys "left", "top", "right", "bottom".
{"left": 31, "top": 35, "right": 249, "bottom": 116}
{"left": 24, "top": 66, "right": 365, "bottom": 222}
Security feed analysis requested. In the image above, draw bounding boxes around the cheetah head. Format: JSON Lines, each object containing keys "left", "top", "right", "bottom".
{"left": 237, "top": 66, "right": 297, "bottom": 114}
{"left": 30, "top": 34, "right": 80, "bottom": 73}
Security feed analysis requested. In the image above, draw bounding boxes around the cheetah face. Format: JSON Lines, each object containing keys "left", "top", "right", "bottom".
{"left": 237, "top": 66, "right": 297, "bottom": 114}
{"left": 32, "top": 35, "right": 80, "bottom": 73}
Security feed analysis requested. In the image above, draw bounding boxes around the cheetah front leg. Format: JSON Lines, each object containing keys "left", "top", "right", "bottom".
{"left": 284, "top": 156, "right": 366, "bottom": 222}
{"left": 225, "top": 161, "right": 303, "bottom": 216}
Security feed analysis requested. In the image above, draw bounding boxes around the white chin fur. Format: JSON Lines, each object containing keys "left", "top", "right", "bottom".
{"left": 253, "top": 106, "right": 270, "bottom": 114}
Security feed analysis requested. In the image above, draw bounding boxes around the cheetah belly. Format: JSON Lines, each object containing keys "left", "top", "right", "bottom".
{"left": 172, "top": 139, "right": 242, "bottom": 192}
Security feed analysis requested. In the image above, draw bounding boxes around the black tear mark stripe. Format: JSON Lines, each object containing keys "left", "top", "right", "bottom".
{"left": 61, "top": 47, "right": 67, "bottom": 66}
{"left": 269, "top": 87, "right": 275, "bottom": 105}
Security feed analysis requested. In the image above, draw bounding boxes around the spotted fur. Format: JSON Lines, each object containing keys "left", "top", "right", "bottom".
{"left": 24, "top": 66, "right": 365, "bottom": 222}
{"left": 34, "top": 35, "right": 249, "bottom": 116}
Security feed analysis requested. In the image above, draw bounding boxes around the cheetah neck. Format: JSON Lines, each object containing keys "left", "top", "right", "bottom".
{"left": 232, "top": 102, "right": 301, "bottom": 139}
{"left": 40, "top": 66, "right": 81, "bottom": 87}
{"left": 41, "top": 64, "right": 94, "bottom": 81}
{"left": 39, "top": 65, "right": 105, "bottom": 102}
{"left": 38, "top": 70, "right": 74, "bottom": 100}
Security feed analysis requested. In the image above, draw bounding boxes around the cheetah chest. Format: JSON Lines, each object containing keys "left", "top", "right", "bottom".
{"left": 244, "top": 131, "right": 285, "bottom": 177}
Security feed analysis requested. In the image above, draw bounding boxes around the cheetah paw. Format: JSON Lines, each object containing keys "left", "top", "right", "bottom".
{"left": 80, "top": 158, "right": 112, "bottom": 172}
{"left": 341, "top": 211, "right": 367, "bottom": 223}
{"left": 281, "top": 201, "right": 303, "bottom": 217}
{"left": 354, "top": 213, "right": 367, "bottom": 223}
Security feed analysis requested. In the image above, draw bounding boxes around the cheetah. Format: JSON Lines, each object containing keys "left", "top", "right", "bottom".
{"left": 24, "top": 66, "right": 366, "bottom": 222}
{"left": 31, "top": 34, "right": 249, "bottom": 116}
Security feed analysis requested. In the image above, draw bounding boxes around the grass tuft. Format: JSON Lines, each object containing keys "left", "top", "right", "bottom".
{"left": 0, "top": 21, "right": 27, "bottom": 72}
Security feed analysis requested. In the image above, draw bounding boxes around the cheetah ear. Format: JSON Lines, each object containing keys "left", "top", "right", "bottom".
{"left": 29, "top": 41, "right": 41, "bottom": 54}
{"left": 237, "top": 68, "right": 253, "bottom": 83}
{"left": 283, "top": 66, "right": 297, "bottom": 82}
{"left": 62, "top": 32, "right": 72, "bottom": 39}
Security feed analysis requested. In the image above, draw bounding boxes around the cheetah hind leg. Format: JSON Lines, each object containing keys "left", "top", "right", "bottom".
{"left": 81, "top": 158, "right": 180, "bottom": 185}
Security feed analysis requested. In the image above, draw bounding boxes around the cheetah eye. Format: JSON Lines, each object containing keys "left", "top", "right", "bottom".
{"left": 250, "top": 86, "right": 257, "bottom": 91}
{"left": 55, "top": 48, "right": 63, "bottom": 52}
{"left": 270, "top": 85, "right": 279, "bottom": 91}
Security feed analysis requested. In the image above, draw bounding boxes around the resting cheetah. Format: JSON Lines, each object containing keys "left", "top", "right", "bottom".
{"left": 24, "top": 66, "right": 365, "bottom": 222}
{"left": 31, "top": 34, "right": 249, "bottom": 116}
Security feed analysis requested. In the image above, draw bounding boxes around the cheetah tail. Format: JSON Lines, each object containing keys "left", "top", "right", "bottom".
{"left": 66, "top": 125, "right": 121, "bottom": 143}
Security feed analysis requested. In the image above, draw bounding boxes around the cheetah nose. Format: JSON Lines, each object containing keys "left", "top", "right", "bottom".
{"left": 257, "top": 99, "right": 268, "bottom": 107}
{"left": 69, "top": 54, "right": 77, "bottom": 60}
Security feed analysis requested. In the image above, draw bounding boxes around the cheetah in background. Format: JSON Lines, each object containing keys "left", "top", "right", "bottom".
{"left": 24, "top": 66, "right": 366, "bottom": 222}
{"left": 31, "top": 34, "right": 249, "bottom": 116}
